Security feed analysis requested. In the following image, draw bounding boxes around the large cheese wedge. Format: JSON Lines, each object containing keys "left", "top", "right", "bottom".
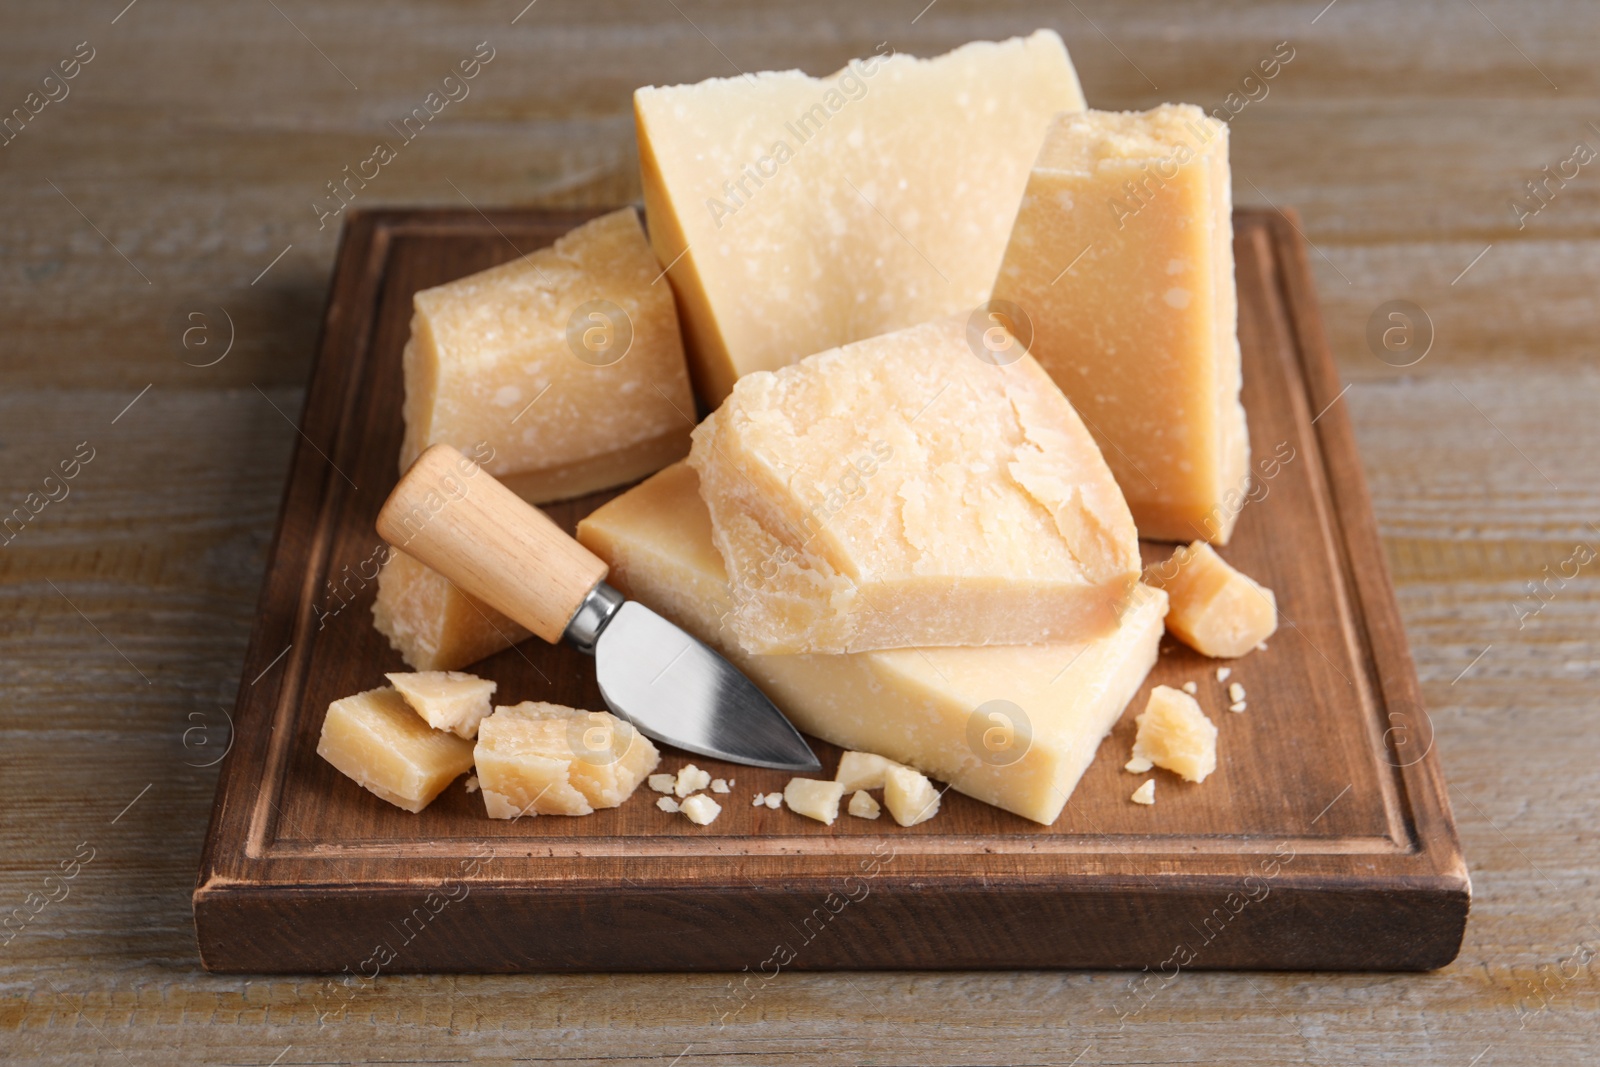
{"left": 991, "top": 105, "right": 1249, "bottom": 543}
{"left": 576, "top": 463, "right": 1166, "bottom": 825}
{"left": 687, "top": 316, "right": 1141, "bottom": 654}
{"left": 399, "top": 207, "right": 695, "bottom": 503}
{"left": 372, "top": 550, "right": 529, "bottom": 671}
{"left": 635, "top": 30, "right": 1086, "bottom": 405}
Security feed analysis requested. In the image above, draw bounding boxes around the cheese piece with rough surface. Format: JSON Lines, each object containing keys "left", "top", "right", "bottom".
{"left": 688, "top": 316, "right": 1141, "bottom": 654}
{"left": 783, "top": 778, "right": 845, "bottom": 824}
{"left": 372, "top": 550, "right": 530, "bottom": 671}
{"left": 316, "top": 687, "right": 475, "bottom": 813}
{"left": 835, "top": 751, "right": 896, "bottom": 792}
{"left": 385, "top": 670, "right": 497, "bottom": 739}
{"left": 848, "top": 791, "right": 881, "bottom": 819}
{"left": 1145, "top": 541, "right": 1277, "bottom": 657}
{"left": 576, "top": 462, "right": 1166, "bottom": 825}
{"left": 1132, "top": 685, "right": 1218, "bottom": 783}
{"left": 399, "top": 207, "right": 694, "bottom": 503}
{"left": 679, "top": 793, "right": 722, "bottom": 825}
{"left": 635, "top": 31, "right": 1086, "bottom": 405}
{"left": 474, "top": 701, "right": 660, "bottom": 818}
{"left": 883, "top": 764, "right": 941, "bottom": 827}
{"left": 992, "top": 105, "right": 1248, "bottom": 543}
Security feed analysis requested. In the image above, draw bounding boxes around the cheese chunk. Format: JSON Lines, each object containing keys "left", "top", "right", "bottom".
{"left": 689, "top": 317, "right": 1141, "bottom": 654}
{"left": 636, "top": 31, "right": 1086, "bottom": 405}
{"left": 679, "top": 793, "right": 722, "bottom": 825}
{"left": 385, "top": 670, "right": 496, "bottom": 739}
{"left": 1131, "top": 779, "right": 1156, "bottom": 805}
{"left": 1145, "top": 541, "right": 1277, "bottom": 658}
{"left": 783, "top": 778, "right": 845, "bottom": 824}
{"left": 883, "top": 764, "right": 941, "bottom": 827}
{"left": 992, "top": 105, "right": 1249, "bottom": 543}
{"left": 316, "top": 687, "right": 475, "bottom": 813}
{"left": 847, "top": 791, "right": 882, "bottom": 819}
{"left": 399, "top": 208, "right": 695, "bottom": 503}
{"left": 576, "top": 463, "right": 1166, "bottom": 825}
{"left": 1132, "top": 685, "right": 1218, "bottom": 783}
{"left": 372, "top": 550, "right": 529, "bottom": 671}
{"left": 835, "top": 750, "right": 896, "bottom": 792}
{"left": 474, "top": 701, "right": 660, "bottom": 818}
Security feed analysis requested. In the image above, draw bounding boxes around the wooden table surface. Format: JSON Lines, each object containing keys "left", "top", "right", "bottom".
{"left": 3, "top": 1, "right": 1595, "bottom": 1063}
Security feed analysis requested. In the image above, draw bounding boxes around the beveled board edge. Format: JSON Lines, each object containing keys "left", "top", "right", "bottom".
{"left": 193, "top": 208, "right": 1468, "bottom": 973}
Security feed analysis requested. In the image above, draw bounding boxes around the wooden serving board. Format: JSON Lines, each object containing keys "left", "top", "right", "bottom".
{"left": 194, "top": 207, "right": 1468, "bottom": 973}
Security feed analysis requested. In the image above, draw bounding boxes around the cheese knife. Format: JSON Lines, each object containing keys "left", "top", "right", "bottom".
{"left": 376, "top": 444, "right": 821, "bottom": 772}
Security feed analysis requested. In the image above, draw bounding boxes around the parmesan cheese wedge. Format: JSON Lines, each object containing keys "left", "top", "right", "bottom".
{"left": 688, "top": 316, "right": 1142, "bottom": 654}
{"left": 399, "top": 207, "right": 695, "bottom": 503}
{"left": 576, "top": 463, "right": 1166, "bottom": 825}
{"left": 635, "top": 31, "right": 1086, "bottom": 404}
{"left": 385, "top": 670, "right": 497, "bottom": 739}
{"left": 372, "top": 550, "right": 529, "bottom": 671}
{"left": 474, "top": 701, "right": 659, "bottom": 818}
{"left": 992, "top": 105, "right": 1248, "bottom": 543}
{"left": 316, "top": 687, "right": 475, "bottom": 813}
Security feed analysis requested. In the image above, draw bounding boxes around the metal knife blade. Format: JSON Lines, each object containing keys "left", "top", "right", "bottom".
{"left": 589, "top": 599, "right": 821, "bottom": 772}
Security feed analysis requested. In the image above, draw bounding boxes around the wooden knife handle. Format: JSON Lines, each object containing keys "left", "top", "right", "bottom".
{"left": 376, "top": 444, "right": 608, "bottom": 645}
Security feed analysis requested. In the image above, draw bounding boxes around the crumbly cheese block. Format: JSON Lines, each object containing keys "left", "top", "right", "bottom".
{"left": 1144, "top": 541, "right": 1277, "bottom": 658}
{"left": 474, "top": 701, "right": 660, "bottom": 819}
{"left": 385, "top": 670, "right": 496, "bottom": 739}
{"left": 992, "top": 105, "right": 1249, "bottom": 543}
{"left": 399, "top": 207, "right": 695, "bottom": 503}
{"left": 372, "top": 550, "right": 529, "bottom": 671}
{"left": 576, "top": 463, "right": 1166, "bottom": 825}
{"left": 835, "top": 750, "right": 896, "bottom": 792}
{"left": 883, "top": 764, "right": 941, "bottom": 827}
{"left": 636, "top": 31, "right": 1086, "bottom": 405}
{"left": 316, "top": 687, "right": 475, "bottom": 813}
{"left": 1132, "top": 685, "right": 1218, "bottom": 783}
{"left": 689, "top": 317, "right": 1141, "bottom": 654}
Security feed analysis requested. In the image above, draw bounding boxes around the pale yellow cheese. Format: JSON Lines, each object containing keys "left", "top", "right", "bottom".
{"left": 835, "top": 750, "right": 895, "bottom": 792}
{"left": 679, "top": 793, "right": 722, "bottom": 825}
{"left": 847, "top": 791, "right": 881, "bottom": 819}
{"left": 783, "top": 778, "right": 845, "bottom": 824}
{"left": 883, "top": 764, "right": 941, "bottom": 827}
{"left": 635, "top": 31, "right": 1086, "bottom": 405}
{"left": 474, "top": 701, "right": 660, "bottom": 818}
{"left": 316, "top": 687, "right": 475, "bottom": 813}
{"left": 688, "top": 317, "right": 1141, "bottom": 654}
{"left": 1145, "top": 541, "right": 1277, "bottom": 658}
{"left": 385, "top": 670, "right": 496, "bottom": 739}
{"left": 576, "top": 463, "right": 1166, "bottom": 825}
{"left": 1132, "top": 685, "right": 1218, "bottom": 783}
{"left": 1130, "top": 779, "right": 1156, "bottom": 805}
{"left": 992, "top": 105, "right": 1249, "bottom": 543}
{"left": 399, "top": 207, "right": 695, "bottom": 503}
{"left": 372, "top": 550, "right": 529, "bottom": 671}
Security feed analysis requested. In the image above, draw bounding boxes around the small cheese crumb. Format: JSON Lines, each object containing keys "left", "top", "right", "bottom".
{"left": 752, "top": 793, "right": 766, "bottom": 807}
{"left": 1258, "top": 641, "right": 1268, "bottom": 651}
{"left": 1131, "top": 779, "right": 1156, "bottom": 805}
{"left": 1229, "top": 701, "right": 1247, "bottom": 713}
{"left": 680, "top": 793, "right": 722, "bottom": 825}
{"left": 763, "top": 792, "right": 783, "bottom": 809}
{"left": 848, "top": 791, "right": 881, "bottom": 819}
{"left": 1216, "top": 667, "right": 1232, "bottom": 682}
{"left": 656, "top": 796, "right": 681, "bottom": 813}
{"left": 883, "top": 765, "right": 941, "bottom": 827}
{"left": 647, "top": 773, "right": 676, "bottom": 794}
{"left": 710, "top": 778, "right": 730, "bottom": 794}
{"left": 727, "top": 778, "right": 735, "bottom": 787}
{"left": 464, "top": 775, "right": 480, "bottom": 794}
{"left": 675, "top": 764, "right": 711, "bottom": 797}
{"left": 1125, "top": 755, "right": 1154, "bottom": 773}
{"left": 784, "top": 778, "right": 845, "bottom": 824}
{"left": 1182, "top": 681, "right": 1198, "bottom": 695}
{"left": 1228, "top": 682, "right": 1246, "bottom": 703}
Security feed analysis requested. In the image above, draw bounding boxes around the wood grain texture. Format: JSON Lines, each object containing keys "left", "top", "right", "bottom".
{"left": 2, "top": 0, "right": 1597, "bottom": 1063}
{"left": 191, "top": 207, "right": 1464, "bottom": 974}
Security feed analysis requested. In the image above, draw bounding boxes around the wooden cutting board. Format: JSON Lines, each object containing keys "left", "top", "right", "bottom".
{"left": 193, "top": 207, "right": 1468, "bottom": 974}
